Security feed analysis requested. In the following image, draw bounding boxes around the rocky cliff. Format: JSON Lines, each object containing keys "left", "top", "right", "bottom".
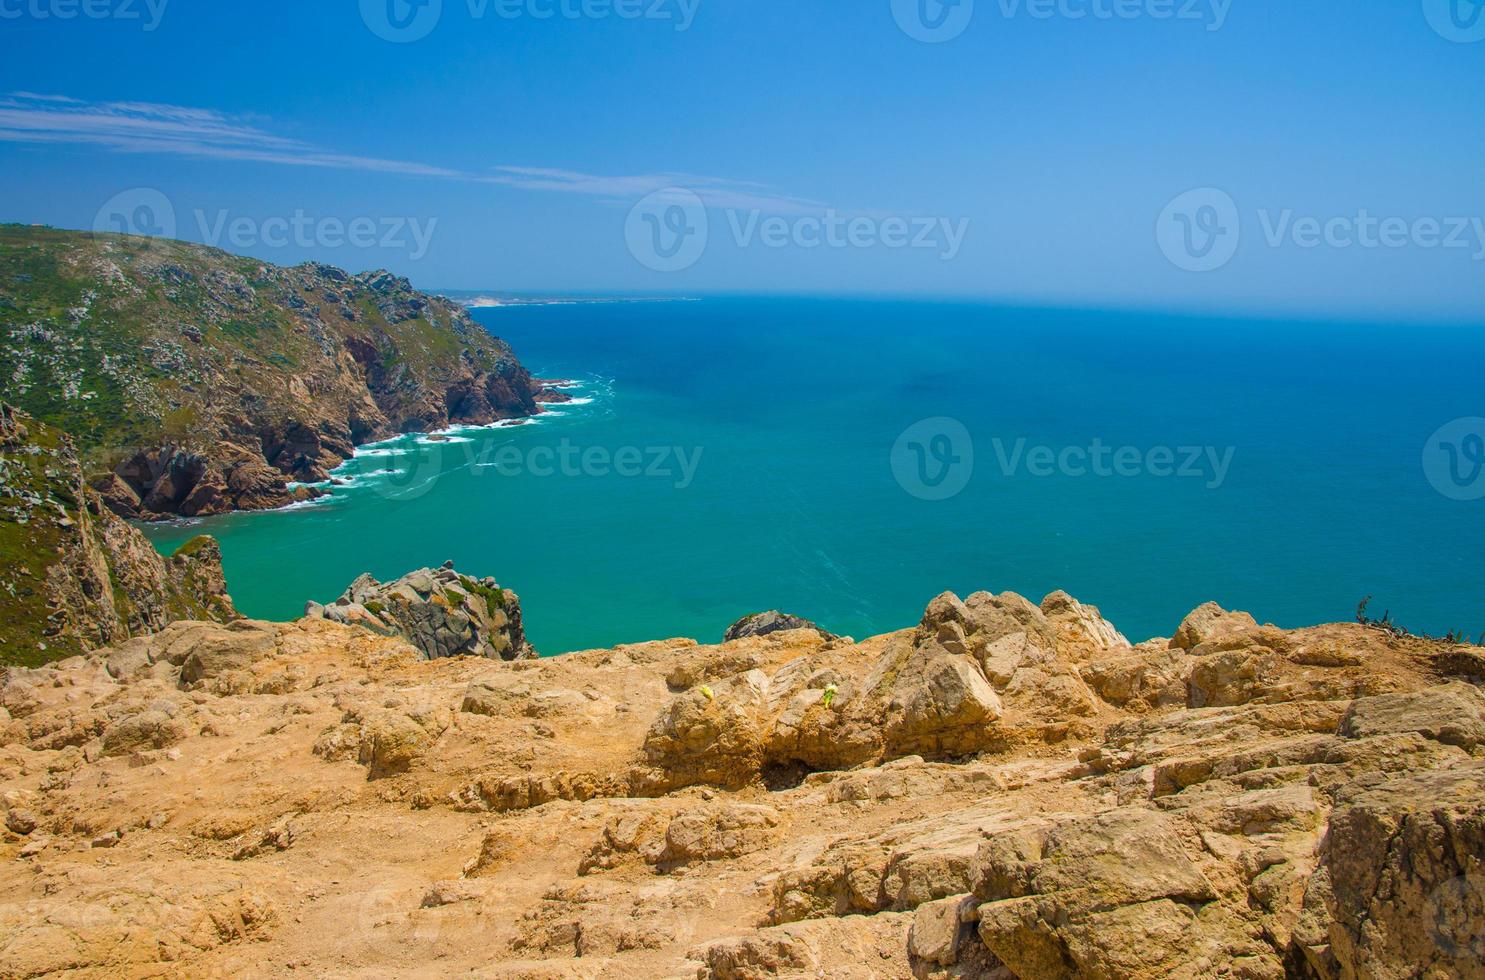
{"left": 1, "top": 589, "right": 1482, "bottom": 977}
{"left": 0, "top": 225, "right": 560, "bottom": 520}
{"left": 0, "top": 405, "right": 235, "bottom": 667}
{"left": 307, "top": 562, "right": 535, "bottom": 661}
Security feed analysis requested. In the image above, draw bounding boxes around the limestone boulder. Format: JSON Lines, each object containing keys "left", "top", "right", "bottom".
{"left": 1171, "top": 602, "right": 1260, "bottom": 652}
{"left": 972, "top": 808, "right": 1217, "bottom": 979}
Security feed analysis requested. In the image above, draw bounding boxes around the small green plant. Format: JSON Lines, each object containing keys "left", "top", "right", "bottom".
{"left": 821, "top": 683, "right": 838, "bottom": 708}
{"left": 700, "top": 685, "right": 715, "bottom": 701}
{"left": 458, "top": 575, "right": 507, "bottom": 618}
{"left": 1357, "top": 597, "right": 1481, "bottom": 645}
{"left": 364, "top": 600, "right": 386, "bottom": 618}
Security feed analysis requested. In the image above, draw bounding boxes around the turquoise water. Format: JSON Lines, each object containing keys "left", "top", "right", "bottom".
{"left": 145, "top": 298, "right": 1485, "bottom": 653}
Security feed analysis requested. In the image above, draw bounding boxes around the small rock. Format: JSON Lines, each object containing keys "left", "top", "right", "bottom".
{"left": 5, "top": 808, "right": 38, "bottom": 835}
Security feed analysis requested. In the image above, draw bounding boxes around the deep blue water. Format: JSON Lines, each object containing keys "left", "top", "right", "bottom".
{"left": 147, "top": 298, "right": 1485, "bottom": 653}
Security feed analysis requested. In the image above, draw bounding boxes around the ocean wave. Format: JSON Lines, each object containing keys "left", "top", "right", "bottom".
{"left": 353, "top": 445, "right": 416, "bottom": 458}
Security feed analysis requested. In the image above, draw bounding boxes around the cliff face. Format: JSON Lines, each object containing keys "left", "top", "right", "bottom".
{"left": 0, "top": 225, "right": 554, "bottom": 520}
{"left": 0, "top": 589, "right": 1481, "bottom": 977}
{"left": 0, "top": 405, "right": 235, "bottom": 667}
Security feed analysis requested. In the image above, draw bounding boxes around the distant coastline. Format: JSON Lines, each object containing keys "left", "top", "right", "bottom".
{"left": 444, "top": 292, "right": 698, "bottom": 310}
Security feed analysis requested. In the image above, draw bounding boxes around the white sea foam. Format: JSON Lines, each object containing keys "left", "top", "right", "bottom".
{"left": 354, "top": 445, "right": 416, "bottom": 458}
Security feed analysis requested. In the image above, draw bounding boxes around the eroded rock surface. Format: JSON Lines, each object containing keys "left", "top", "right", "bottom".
{"left": 0, "top": 591, "right": 1481, "bottom": 978}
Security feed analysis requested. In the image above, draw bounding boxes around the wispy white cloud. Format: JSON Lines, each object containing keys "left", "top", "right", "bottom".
{"left": 0, "top": 92, "right": 836, "bottom": 214}
{"left": 0, "top": 92, "right": 464, "bottom": 177}
{"left": 478, "top": 165, "right": 829, "bottom": 214}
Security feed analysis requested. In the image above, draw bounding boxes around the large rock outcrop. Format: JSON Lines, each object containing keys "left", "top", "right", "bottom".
{"left": 306, "top": 562, "right": 534, "bottom": 661}
{"left": 0, "top": 225, "right": 564, "bottom": 519}
{"left": 0, "top": 590, "right": 1481, "bottom": 978}
{"left": 722, "top": 610, "right": 839, "bottom": 643}
{"left": 0, "top": 405, "right": 236, "bottom": 666}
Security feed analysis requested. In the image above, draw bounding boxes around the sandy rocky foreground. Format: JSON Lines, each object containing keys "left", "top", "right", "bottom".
{"left": 1, "top": 590, "right": 1483, "bottom": 978}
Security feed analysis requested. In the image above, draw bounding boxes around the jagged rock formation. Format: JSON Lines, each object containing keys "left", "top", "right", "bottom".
{"left": 0, "top": 592, "right": 1482, "bottom": 977}
{"left": 723, "top": 610, "right": 839, "bottom": 643}
{"left": 0, "top": 225, "right": 562, "bottom": 520}
{"left": 306, "top": 562, "right": 534, "bottom": 661}
{"left": 0, "top": 405, "right": 235, "bottom": 666}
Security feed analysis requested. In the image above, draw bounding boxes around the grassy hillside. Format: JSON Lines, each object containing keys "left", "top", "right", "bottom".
{"left": 0, "top": 225, "right": 547, "bottom": 518}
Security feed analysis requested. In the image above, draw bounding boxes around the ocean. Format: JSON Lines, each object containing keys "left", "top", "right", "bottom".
{"left": 144, "top": 298, "right": 1485, "bottom": 653}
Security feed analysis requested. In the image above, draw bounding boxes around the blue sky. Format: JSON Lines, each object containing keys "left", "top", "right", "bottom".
{"left": 1, "top": 0, "right": 1482, "bottom": 319}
